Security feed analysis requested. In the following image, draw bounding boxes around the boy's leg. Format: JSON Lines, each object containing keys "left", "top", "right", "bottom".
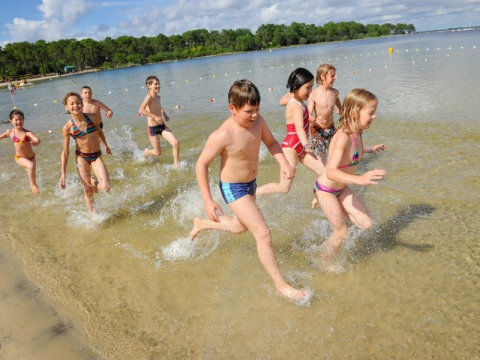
{"left": 145, "top": 134, "right": 161, "bottom": 158}
{"left": 228, "top": 195, "right": 308, "bottom": 301}
{"left": 162, "top": 129, "right": 180, "bottom": 167}
{"left": 16, "top": 157, "right": 39, "bottom": 193}
{"left": 190, "top": 213, "right": 247, "bottom": 240}
{"left": 256, "top": 149, "right": 297, "bottom": 196}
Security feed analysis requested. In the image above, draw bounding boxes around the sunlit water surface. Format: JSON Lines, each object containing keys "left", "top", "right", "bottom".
{"left": 0, "top": 31, "right": 479, "bottom": 359}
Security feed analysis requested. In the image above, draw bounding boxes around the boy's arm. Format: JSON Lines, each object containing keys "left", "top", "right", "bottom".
{"left": 195, "top": 132, "right": 225, "bottom": 222}
{"left": 279, "top": 92, "right": 292, "bottom": 106}
{"left": 307, "top": 90, "right": 316, "bottom": 123}
{"left": 97, "top": 101, "right": 113, "bottom": 119}
{"left": 261, "top": 119, "right": 295, "bottom": 180}
{"left": 162, "top": 109, "right": 170, "bottom": 122}
{"left": 59, "top": 124, "right": 71, "bottom": 189}
{"left": 139, "top": 95, "right": 163, "bottom": 124}
{"left": 334, "top": 89, "right": 342, "bottom": 114}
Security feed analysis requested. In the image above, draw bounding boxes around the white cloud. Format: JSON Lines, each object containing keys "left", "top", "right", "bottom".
{"left": 4, "top": 0, "right": 97, "bottom": 42}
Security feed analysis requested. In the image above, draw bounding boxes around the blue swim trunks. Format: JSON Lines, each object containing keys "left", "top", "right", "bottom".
{"left": 219, "top": 178, "right": 257, "bottom": 204}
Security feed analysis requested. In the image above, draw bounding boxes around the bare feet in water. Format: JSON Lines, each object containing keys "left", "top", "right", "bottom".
{"left": 276, "top": 283, "right": 312, "bottom": 305}
{"left": 31, "top": 185, "right": 40, "bottom": 193}
{"left": 189, "top": 217, "right": 203, "bottom": 240}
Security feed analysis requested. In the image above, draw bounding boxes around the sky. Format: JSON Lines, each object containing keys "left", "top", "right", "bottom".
{"left": 1, "top": 0, "right": 479, "bottom": 46}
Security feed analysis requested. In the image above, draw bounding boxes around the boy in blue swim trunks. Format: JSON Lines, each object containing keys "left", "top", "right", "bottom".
{"left": 139, "top": 75, "right": 180, "bottom": 167}
{"left": 189, "top": 79, "right": 311, "bottom": 304}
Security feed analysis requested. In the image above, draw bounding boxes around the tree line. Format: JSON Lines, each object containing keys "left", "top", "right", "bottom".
{"left": 0, "top": 21, "right": 415, "bottom": 79}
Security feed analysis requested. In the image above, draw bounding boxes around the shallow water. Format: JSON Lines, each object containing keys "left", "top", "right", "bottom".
{"left": 0, "top": 31, "right": 479, "bottom": 359}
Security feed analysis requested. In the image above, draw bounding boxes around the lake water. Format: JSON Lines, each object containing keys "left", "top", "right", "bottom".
{"left": 0, "top": 31, "right": 479, "bottom": 359}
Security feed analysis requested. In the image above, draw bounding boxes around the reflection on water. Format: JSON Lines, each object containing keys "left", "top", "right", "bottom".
{"left": 0, "top": 31, "right": 479, "bottom": 358}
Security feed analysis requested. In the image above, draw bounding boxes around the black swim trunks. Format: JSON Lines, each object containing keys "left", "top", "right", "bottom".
{"left": 148, "top": 124, "right": 166, "bottom": 136}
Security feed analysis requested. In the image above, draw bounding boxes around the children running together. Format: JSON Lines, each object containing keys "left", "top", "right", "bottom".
{"left": 1, "top": 68, "right": 387, "bottom": 304}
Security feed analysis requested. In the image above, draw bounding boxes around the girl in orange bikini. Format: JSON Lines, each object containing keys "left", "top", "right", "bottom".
{"left": 59, "top": 92, "right": 112, "bottom": 215}
{"left": 0, "top": 110, "right": 41, "bottom": 193}
{"left": 314, "top": 88, "right": 386, "bottom": 273}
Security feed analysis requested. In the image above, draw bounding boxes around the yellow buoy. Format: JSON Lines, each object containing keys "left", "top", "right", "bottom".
{"left": 388, "top": 47, "right": 393, "bottom": 53}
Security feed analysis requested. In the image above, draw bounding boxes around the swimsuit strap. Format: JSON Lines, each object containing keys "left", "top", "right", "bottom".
{"left": 338, "top": 132, "right": 361, "bottom": 169}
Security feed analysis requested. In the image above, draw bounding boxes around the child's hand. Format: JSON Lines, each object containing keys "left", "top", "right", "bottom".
{"left": 205, "top": 199, "right": 223, "bottom": 222}
{"left": 281, "top": 163, "right": 296, "bottom": 180}
{"left": 359, "top": 168, "right": 386, "bottom": 185}
{"left": 155, "top": 116, "right": 163, "bottom": 125}
{"left": 372, "top": 143, "right": 386, "bottom": 153}
{"left": 105, "top": 146, "right": 112, "bottom": 155}
{"left": 105, "top": 110, "right": 113, "bottom": 119}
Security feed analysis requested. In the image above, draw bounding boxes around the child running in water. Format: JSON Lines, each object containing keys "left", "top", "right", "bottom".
{"left": 190, "top": 79, "right": 310, "bottom": 303}
{"left": 81, "top": 86, "right": 113, "bottom": 130}
{"left": 0, "top": 110, "right": 41, "bottom": 193}
{"left": 139, "top": 76, "right": 179, "bottom": 167}
{"left": 256, "top": 68, "right": 324, "bottom": 196}
{"left": 313, "top": 88, "right": 386, "bottom": 273}
{"left": 60, "top": 92, "right": 112, "bottom": 215}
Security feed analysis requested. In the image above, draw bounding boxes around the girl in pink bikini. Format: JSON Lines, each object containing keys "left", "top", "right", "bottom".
{"left": 0, "top": 110, "right": 41, "bottom": 193}
{"left": 256, "top": 68, "right": 325, "bottom": 196}
{"left": 314, "top": 88, "right": 386, "bottom": 273}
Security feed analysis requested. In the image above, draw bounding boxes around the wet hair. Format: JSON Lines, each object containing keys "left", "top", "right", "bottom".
{"left": 145, "top": 75, "right": 160, "bottom": 86}
{"left": 338, "top": 88, "right": 378, "bottom": 134}
{"left": 316, "top": 64, "right": 336, "bottom": 85}
{"left": 81, "top": 85, "right": 92, "bottom": 92}
{"left": 63, "top": 92, "right": 83, "bottom": 105}
{"left": 228, "top": 79, "right": 261, "bottom": 109}
{"left": 9, "top": 109, "right": 25, "bottom": 120}
{"left": 286, "top": 67, "right": 314, "bottom": 93}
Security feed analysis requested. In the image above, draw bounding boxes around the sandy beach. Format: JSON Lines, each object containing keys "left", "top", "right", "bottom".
{"left": 0, "top": 233, "right": 99, "bottom": 359}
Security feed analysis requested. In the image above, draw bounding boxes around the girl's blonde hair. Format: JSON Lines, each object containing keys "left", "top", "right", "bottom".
{"left": 338, "top": 88, "right": 377, "bottom": 134}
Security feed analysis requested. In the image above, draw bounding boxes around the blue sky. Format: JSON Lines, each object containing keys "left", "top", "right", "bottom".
{"left": 1, "top": 0, "right": 479, "bottom": 46}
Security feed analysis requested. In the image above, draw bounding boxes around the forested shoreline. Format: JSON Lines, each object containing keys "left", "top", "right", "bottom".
{"left": 0, "top": 21, "right": 415, "bottom": 79}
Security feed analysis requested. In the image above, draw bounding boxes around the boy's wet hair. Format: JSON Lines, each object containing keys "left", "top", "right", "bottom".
{"left": 9, "top": 109, "right": 25, "bottom": 120}
{"left": 339, "top": 88, "right": 378, "bottom": 134}
{"left": 316, "top": 64, "right": 336, "bottom": 85}
{"left": 63, "top": 92, "right": 83, "bottom": 105}
{"left": 228, "top": 79, "right": 261, "bottom": 109}
{"left": 286, "top": 67, "right": 314, "bottom": 92}
{"left": 81, "top": 85, "right": 92, "bottom": 92}
{"left": 145, "top": 75, "right": 160, "bottom": 86}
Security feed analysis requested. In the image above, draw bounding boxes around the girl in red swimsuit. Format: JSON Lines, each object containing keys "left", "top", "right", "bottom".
{"left": 256, "top": 68, "right": 325, "bottom": 196}
{"left": 313, "top": 88, "right": 386, "bottom": 274}
{"left": 0, "top": 110, "right": 41, "bottom": 193}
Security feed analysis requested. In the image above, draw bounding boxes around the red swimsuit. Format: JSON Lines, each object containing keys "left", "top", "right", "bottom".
{"left": 281, "top": 99, "right": 309, "bottom": 159}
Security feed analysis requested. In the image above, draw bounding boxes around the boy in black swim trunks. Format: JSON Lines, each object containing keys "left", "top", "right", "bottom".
{"left": 139, "top": 75, "right": 179, "bottom": 167}
{"left": 189, "top": 79, "right": 311, "bottom": 304}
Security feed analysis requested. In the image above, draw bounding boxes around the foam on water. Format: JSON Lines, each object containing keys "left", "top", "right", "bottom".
{"left": 162, "top": 235, "right": 219, "bottom": 261}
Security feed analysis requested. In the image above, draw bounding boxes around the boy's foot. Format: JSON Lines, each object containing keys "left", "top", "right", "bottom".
{"left": 31, "top": 185, "right": 40, "bottom": 193}
{"left": 143, "top": 148, "right": 149, "bottom": 159}
{"left": 276, "top": 284, "right": 312, "bottom": 305}
{"left": 189, "top": 217, "right": 203, "bottom": 240}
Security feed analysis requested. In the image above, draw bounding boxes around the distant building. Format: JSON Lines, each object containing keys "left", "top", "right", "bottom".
{"left": 63, "top": 66, "right": 76, "bottom": 73}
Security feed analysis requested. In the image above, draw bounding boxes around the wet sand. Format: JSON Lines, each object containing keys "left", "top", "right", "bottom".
{"left": 0, "top": 233, "right": 99, "bottom": 360}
